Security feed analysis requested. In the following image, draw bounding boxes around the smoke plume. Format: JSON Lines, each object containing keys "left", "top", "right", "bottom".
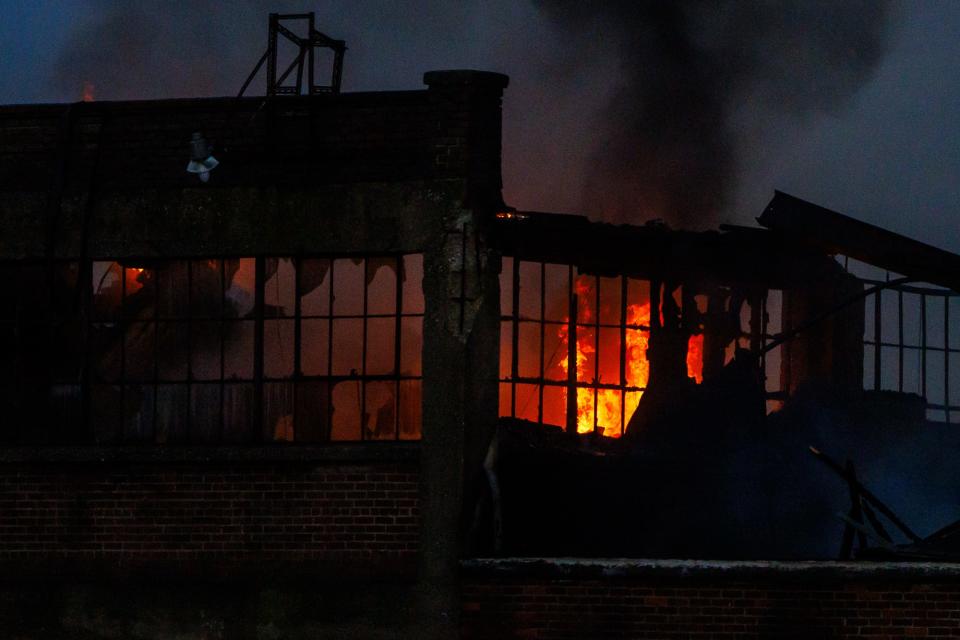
{"left": 537, "top": 1, "right": 894, "bottom": 227}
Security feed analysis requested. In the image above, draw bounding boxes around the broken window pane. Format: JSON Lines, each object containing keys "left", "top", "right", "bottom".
{"left": 599, "top": 277, "right": 622, "bottom": 325}
{"left": 263, "top": 381, "right": 295, "bottom": 442}
{"left": 296, "top": 380, "right": 329, "bottom": 442}
{"left": 157, "top": 261, "right": 189, "bottom": 318}
{"left": 264, "top": 258, "right": 296, "bottom": 317}
{"left": 541, "top": 385, "right": 565, "bottom": 427}
{"left": 190, "top": 259, "right": 223, "bottom": 319}
{"left": 92, "top": 261, "right": 122, "bottom": 321}
{"left": 543, "top": 264, "right": 569, "bottom": 322}
{"left": 124, "top": 322, "right": 155, "bottom": 382}
{"left": 517, "top": 322, "right": 541, "bottom": 379}
{"left": 190, "top": 383, "right": 221, "bottom": 443}
{"left": 123, "top": 384, "right": 154, "bottom": 442}
{"left": 398, "top": 380, "right": 421, "bottom": 440}
{"left": 366, "top": 257, "right": 397, "bottom": 315}
{"left": 264, "top": 319, "right": 295, "bottom": 378}
{"left": 157, "top": 322, "right": 189, "bottom": 381}
{"left": 365, "top": 317, "right": 396, "bottom": 375}
{"left": 300, "top": 258, "right": 331, "bottom": 316}
{"left": 302, "top": 319, "right": 330, "bottom": 376}
{"left": 223, "top": 383, "right": 255, "bottom": 443}
{"left": 333, "top": 258, "right": 364, "bottom": 316}
{"left": 223, "top": 320, "right": 255, "bottom": 380}
{"left": 365, "top": 381, "right": 396, "bottom": 440}
{"left": 330, "top": 380, "right": 361, "bottom": 440}
{"left": 500, "top": 256, "right": 514, "bottom": 317}
{"left": 155, "top": 384, "right": 188, "bottom": 443}
{"left": 332, "top": 318, "right": 363, "bottom": 376}
{"left": 400, "top": 317, "right": 422, "bottom": 377}
{"left": 518, "top": 262, "right": 542, "bottom": 320}
{"left": 226, "top": 258, "right": 256, "bottom": 318}
{"left": 499, "top": 382, "right": 512, "bottom": 419}
{"left": 190, "top": 321, "right": 221, "bottom": 380}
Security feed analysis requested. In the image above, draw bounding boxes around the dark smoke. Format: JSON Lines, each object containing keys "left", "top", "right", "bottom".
{"left": 537, "top": 1, "right": 894, "bottom": 227}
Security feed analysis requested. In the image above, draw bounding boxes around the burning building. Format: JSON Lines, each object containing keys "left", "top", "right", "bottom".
{"left": 2, "top": 20, "right": 960, "bottom": 638}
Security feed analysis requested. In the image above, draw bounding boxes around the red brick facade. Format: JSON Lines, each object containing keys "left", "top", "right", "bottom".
{"left": 463, "top": 573, "right": 960, "bottom": 639}
{"left": 0, "top": 460, "right": 417, "bottom": 564}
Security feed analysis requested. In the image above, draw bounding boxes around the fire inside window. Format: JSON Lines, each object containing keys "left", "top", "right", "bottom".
{"left": 498, "top": 258, "right": 786, "bottom": 436}
{"left": 0, "top": 255, "right": 423, "bottom": 444}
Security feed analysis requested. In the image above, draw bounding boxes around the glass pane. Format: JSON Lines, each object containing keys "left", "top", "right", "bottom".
{"left": 500, "top": 256, "right": 513, "bottom": 317}
{"left": 92, "top": 384, "right": 122, "bottom": 444}
{"left": 517, "top": 322, "right": 541, "bottom": 379}
{"left": 599, "top": 277, "right": 622, "bottom": 325}
{"left": 189, "top": 383, "right": 221, "bottom": 443}
{"left": 264, "top": 319, "right": 295, "bottom": 378}
{"left": 296, "top": 380, "right": 329, "bottom": 442}
{"left": 626, "top": 279, "right": 651, "bottom": 326}
{"left": 541, "top": 385, "right": 565, "bottom": 428}
{"left": 223, "top": 320, "right": 254, "bottom": 380}
{"left": 300, "top": 258, "right": 331, "bottom": 316}
{"left": 498, "top": 382, "right": 512, "bottom": 418}
{"left": 333, "top": 258, "right": 364, "bottom": 316}
{"left": 366, "top": 317, "right": 396, "bottom": 375}
{"left": 400, "top": 317, "right": 422, "bottom": 377}
{"left": 302, "top": 319, "right": 331, "bottom": 376}
{"left": 598, "top": 327, "right": 621, "bottom": 386}
{"left": 402, "top": 254, "right": 424, "bottom": 315}
{"left": 264, "top": 257, "right": 296, "bottom": 317}
{"left": 330, "top": 380, "right": 361, "bottom": 440}
{"left": 123, "top": 384, "right": 154, "bottom": 442}
{"left": 398, "top": 379, "right": 421, "bottom": 440}
{"left": 225, "top": 257, "right": 256, "bottom": 318}
{"left": 263, "top": 381, "right": 295, "bottom": 442}
{"left": 124, "top": 322, "right": 155, "bottom": 382}
{"left": 190, "top": 259, "right": 222, "bottom": 319}
{"left": 155, "top": 384, "right": 188, "bottom": 443}
{"left": 514, "top": 383, "right": 539, "bottom": 423}
{"left": 158, "top": 261, "right": 189, "bottom": 318}
{"left": 92, "top": 261, "right": 122, "bottom": 321}
{"left": 365, "top": 381, "right": 396, "bottom": 440}
{"left": 367, "top": 257, "right": 397, "bottom": 315}
{"left": 518, "top": 262, "right": 541, "bottom": 320}
{"left": 90, "top": 324, "right": 121, "bottom": 382}
{"left": 543, "top": 264, "right": 569, "bottom": 322}
{"left": 122, "top": 266, "right": 155, "bottom": 319}
{"left": 157, "top": 322, "right": 189, "bottom": 381}
{"left": 223, "top": 383, "right": 255, "bottom": 443}
{"left": 574, "top": 275, "right": 596, "bottom": 325}
{"left": 500, "top": 321, "right": 513, "bottom": 380}
{"left": 190, "top": 321, "right": 221, "bottom": 380}
{"left": 332, "top": 318, "right": 363, "bottom": 376}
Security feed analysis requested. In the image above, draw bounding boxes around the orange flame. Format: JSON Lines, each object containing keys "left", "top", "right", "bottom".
{"left": 82, "top": 81, "right": 95, "bottom": 102}
{"left": 555, "top": 277, "right": 703, "bottom": 437}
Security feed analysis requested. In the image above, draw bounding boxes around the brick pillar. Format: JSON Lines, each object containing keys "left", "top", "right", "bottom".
{"left": 417, "top": 70, "right": 508, "bottom": 640}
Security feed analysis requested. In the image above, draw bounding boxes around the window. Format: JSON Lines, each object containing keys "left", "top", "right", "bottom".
{"left": 0, "top": 255, "right": 423, "bottom": 444}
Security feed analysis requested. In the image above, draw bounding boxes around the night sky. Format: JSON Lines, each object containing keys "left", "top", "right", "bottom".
{"left": 1, "top": 1, "right": 958, "bottom": 253}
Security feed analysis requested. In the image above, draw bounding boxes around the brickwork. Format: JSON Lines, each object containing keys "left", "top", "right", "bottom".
{"left": 0, "top": 462, "right": 418, "bottom": 562}
{"left": 462, "top": 576, "right": 960, "bottom": 639}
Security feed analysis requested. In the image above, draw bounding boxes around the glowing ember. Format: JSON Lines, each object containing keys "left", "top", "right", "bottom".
{"left": 82, "top": 81, "right": 95, "bottom": 102}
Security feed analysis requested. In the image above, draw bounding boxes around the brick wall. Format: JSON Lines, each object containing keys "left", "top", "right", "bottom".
{"left": 462, "top": 563, "right": 960, "bottom": 639}
{"left": 0, "top": 72, "right": 507, "bottom": 197}
{"left": 0, "top": 460, "right": 418, "bottom": 567}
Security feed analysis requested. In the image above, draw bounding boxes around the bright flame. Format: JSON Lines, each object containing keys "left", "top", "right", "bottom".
{"left": 554, "top": 277, "right": 703, "bottom": 437}
{"left": 82, "top": 81, "right": 95, "bottom": 102}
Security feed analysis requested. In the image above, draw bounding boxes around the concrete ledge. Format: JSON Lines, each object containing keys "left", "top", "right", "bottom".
{"left": 462, "top": 557, "right": 960, "bottom": 583}
{"left": 0, "top": 443, "right": 419, "bottom": 464}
